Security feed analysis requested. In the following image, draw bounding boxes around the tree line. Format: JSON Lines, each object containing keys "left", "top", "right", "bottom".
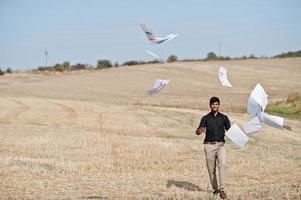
{"left": 1, "top": 50, "right": 300, "bottom": 75}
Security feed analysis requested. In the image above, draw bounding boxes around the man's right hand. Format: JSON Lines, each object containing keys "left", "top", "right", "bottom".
{"left": 196, "top": 127, "right": 205, "bottom": 135}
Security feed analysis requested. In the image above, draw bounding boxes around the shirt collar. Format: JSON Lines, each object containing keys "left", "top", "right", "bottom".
{"left": 210, "top": 111, "right": 220, "bottom": 117}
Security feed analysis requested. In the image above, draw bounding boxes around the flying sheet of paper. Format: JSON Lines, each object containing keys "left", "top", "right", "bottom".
{"left": 146, "top": 50, "right": 164, "bottom": 62}
{"left": 247, "top": 96, "right": 262, "bottom": 117}
{"left": 226, "top": 124, "right": 249, "bottom": 148}
{"left": 241, "top": 117, "right": 262, "bottom": 135}
{"left": 139, "top": 23, "right": 178, "bottom": 44}
{"left": 258, "top": 112, "right": 284, "bottom": 129}
{"left": 146, "top": 79, "right": 170, "bottom": 95}
{"left": 218, "top": 66, "right": 232, "bottom": 87}
{"left": 249, "top": 83, "right": 268, "bottom": 111}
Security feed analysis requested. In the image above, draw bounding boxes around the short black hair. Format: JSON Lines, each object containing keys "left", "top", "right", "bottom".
{"left": 210, "top": 96, "right": 220, "bottom": 105}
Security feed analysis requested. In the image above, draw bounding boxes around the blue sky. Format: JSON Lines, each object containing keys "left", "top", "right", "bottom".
{"left": 1, "top": 0, "right": 301, "bottom": 70}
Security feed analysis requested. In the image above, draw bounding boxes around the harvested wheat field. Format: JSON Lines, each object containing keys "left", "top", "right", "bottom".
{"left": 0, "top": 58, "right": 300, "bottom": 199}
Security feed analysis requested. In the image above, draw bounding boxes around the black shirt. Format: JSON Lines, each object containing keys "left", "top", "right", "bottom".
{"left": 195, "top": 111, "right": 231, "bottom": 142}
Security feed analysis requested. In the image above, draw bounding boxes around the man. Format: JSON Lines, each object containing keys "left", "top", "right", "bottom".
{"left": 195, "top": 97, "right": 230, "bottom": 199}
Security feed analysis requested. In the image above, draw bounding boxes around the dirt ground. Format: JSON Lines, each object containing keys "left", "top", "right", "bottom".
{"left": 0, "top": 58, "right": 300, "bottom": 199}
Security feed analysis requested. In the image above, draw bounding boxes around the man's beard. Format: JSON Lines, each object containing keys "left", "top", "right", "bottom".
{"left": 211, "top": 108, "right": 219, "bottom": 112}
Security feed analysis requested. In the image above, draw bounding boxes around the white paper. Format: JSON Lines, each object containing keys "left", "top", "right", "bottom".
{"left": 258, "top": 112, "right": 284, "bottom": 129}
{"left": 139, "top": 23, "right": 178, "bottom": 44}
{"left": 226, "top": 124, "right": 249, "bottom": 148}
{"left": 146, "top": 50, "right": 164, "bottom": 62}
{"left": 247, "top": 96, "right": 262, "bottom": 117}
{"left": 146, "top": 79, "right": 170, "bottom": 95}
{"left": 249, "top": 84, "right": 268, "bottom": 111}
{"left": 218, "top": 66, "right": 232, "bottom": 87}
{"left": 241, "top": 117, "right": 262, "bottom": 135}
{"left": 246, "top": 84, "right": 286, "bottom": 132}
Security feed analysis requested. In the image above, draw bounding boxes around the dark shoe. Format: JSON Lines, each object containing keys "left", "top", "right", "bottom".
{"left": 213, "top": 189, "right": 219, "bottom": 195}
{"left": 219, "top": 188, "right": 227, "bottom": 199}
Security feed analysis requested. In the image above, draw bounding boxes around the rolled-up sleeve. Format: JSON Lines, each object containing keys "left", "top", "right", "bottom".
{"left": 224, "top": 116, "right": 231, "bottom": 131}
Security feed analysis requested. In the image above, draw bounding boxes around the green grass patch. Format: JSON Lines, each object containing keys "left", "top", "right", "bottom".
{"left": 266, "top": 93, "right": 301, "bottom": 120}
{"left": 266, "top": 105, "right": 300, "bottom": 115}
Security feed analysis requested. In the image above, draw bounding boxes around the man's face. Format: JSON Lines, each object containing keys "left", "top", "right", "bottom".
{"left": 210, "top": 102, "right": 220, "bottom": 112}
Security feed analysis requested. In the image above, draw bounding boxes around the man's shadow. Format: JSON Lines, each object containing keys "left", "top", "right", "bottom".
{"left": 166, "top": 180, "right": 203, "bottom": 191}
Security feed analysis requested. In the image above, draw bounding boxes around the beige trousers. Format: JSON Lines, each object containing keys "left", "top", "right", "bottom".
{"left": 204, "top": 142, "right": 226, "bottom": 190}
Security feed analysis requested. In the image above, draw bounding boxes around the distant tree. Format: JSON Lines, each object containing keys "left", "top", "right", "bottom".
{"left": 97, "top": 60, "right": 112, "bottom": 69}
{"left": 137, "top": 61, "right": 146, "bottom": 65}
{"left": 114, "top": 62, "right": 119, "bottom": 67}
{"left": 71, "top": 63, "right": 87, "bottom": 70}
{"left": 62, "top": 61, "right": 70, "bottom": 70}
{"left": 123, "top": 61, "right": 138, "bottom": 66}
{"left": 0, "top": 68, "right": 5, "bottom": 76}
{"left": 274, "top": 50, "right": 301, "bottom": 58}
{"left": 148, "top": 60, "right": 160, "bottom": 64}
{"left": 53, "top": 63, "right": 65, "bottom": 72}
{"left": 206, "top": 52, "right": 217, "bottom": 60}
{"left": 37, "top": 66, "right": 52, "bottom": 71}
{"left": 6, "top": 67, "right": 12, "bottom": 73}
{"left": 167, "top": 55, "right": 177, "bottom": 63}
{"left": 249, "top": 54, "right": 256, "bottom": 59}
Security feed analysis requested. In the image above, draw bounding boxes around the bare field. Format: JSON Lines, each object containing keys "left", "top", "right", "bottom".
{"left": 0, "top": 58, "right": 301, "bottom": 199}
